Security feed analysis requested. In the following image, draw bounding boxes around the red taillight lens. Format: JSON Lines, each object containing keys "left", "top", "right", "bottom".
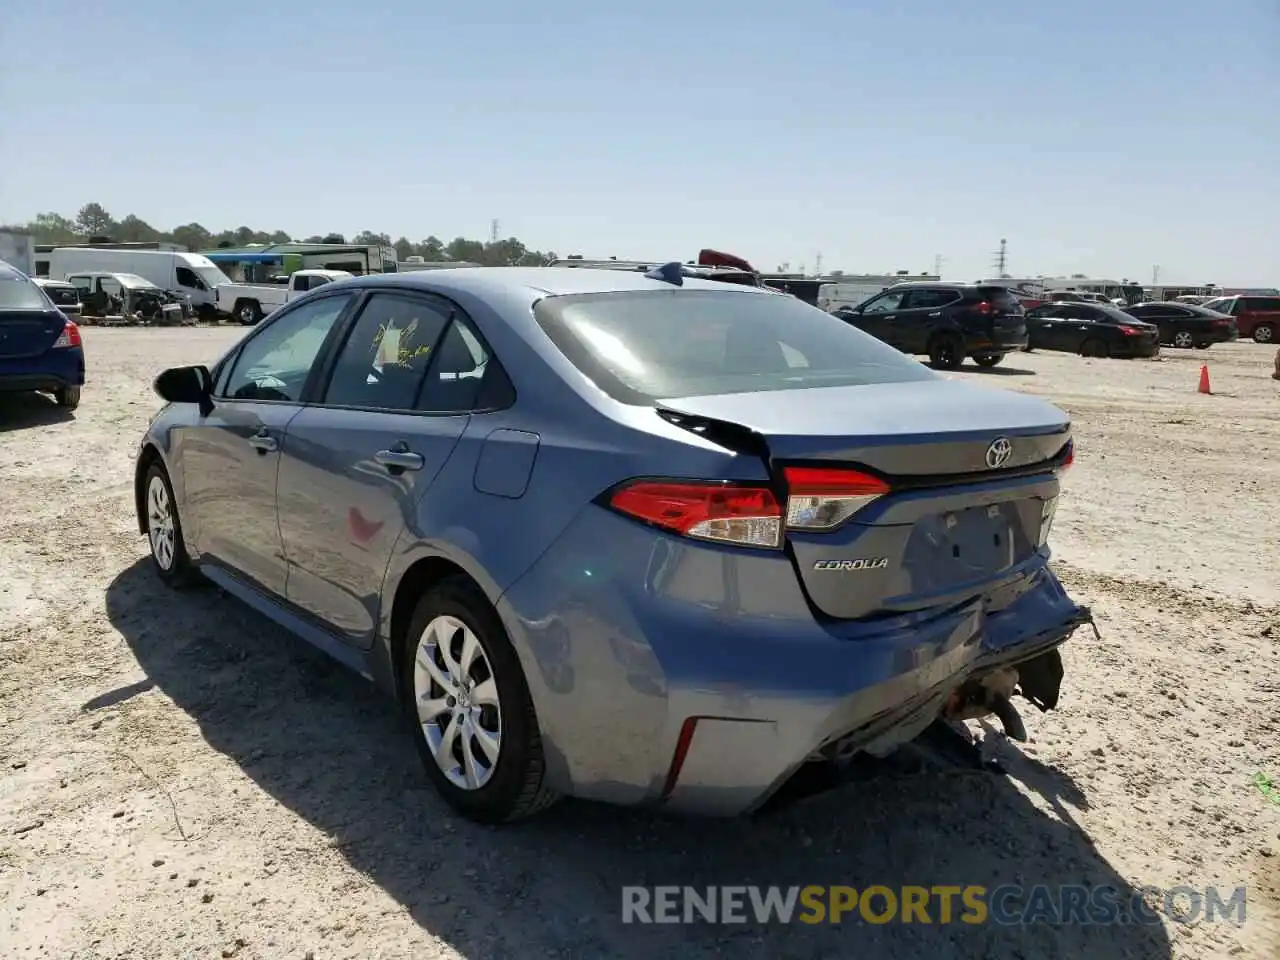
{"left": 783, "top": 466, "right": 890, "bottom": 530}
{"left": 972, "top": 301, "right": 992, "bottom": 316}
{"left": 52, "top": 320, "right": 82, "bottom": 349}
{"left": 609, "top": 480, "right": 783, "bottom": 548}
{"left": 1117, "top": 325, "right": 1144, "bottom": 336}
{"left": 1059, "top": 440, "right": 1074, "bottom": 471}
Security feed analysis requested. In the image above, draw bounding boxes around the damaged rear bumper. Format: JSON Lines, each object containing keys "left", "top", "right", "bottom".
{"left": 658, "top": 578, "right": 1093, "bottom": 817}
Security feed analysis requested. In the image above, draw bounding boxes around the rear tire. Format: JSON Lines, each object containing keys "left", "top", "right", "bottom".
{"left": 1173, "top": 331, "right": 1195, "bottom": 349}
{"left": 928, "top": 334, "right": 964, "bottom": 370}
{"left": 235, "top": 300, "right": 262, "bottom": 325}
{"left": 54, "top": 385, "right": 80, "bottom": 410}
{"left": 400, "top": 577, "right": 559, "bottom": 824}
{"left": 1080, "top": 338, "right": 1109, "bottom": 359}
{"left": 973, "top": 353, "right": 1003, "bottom": 368}
{"left": 1254, "top": 323, "right": 1274, "bottom": 344}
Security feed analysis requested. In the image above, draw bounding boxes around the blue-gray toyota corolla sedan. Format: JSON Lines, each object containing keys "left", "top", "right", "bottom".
{"left": 134, "top": 266, "right": 1091, "bottom": 823}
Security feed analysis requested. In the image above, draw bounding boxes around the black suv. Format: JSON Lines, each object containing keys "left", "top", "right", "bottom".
{"left": 833, "top": 282, "right": 1028, "bottom": 370}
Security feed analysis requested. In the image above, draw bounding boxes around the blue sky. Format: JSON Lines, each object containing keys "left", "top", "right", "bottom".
{"left": 1, "top": 0, "right": 1276, "bottom": 284}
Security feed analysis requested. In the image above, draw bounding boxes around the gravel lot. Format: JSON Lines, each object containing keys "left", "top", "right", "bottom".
{"left": 2, "top": 329, "right": 1278, "bottom": 959}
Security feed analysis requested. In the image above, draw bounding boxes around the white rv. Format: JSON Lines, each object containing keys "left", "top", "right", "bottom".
{"left": 47, "top": 247, "right": 232, "bottom": 314}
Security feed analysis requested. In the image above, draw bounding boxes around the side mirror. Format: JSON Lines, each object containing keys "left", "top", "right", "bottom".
{"left": 155, "top": 365, "right": 212, "bottom": 410}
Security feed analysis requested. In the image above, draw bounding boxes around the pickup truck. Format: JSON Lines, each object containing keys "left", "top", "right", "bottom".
{"left": 215, "top": 269, "right": 353, "bottom": 325}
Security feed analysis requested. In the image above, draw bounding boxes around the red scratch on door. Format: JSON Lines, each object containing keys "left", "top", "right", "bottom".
{"left": 348, "top": 507, "right": 384, "bottom": 544}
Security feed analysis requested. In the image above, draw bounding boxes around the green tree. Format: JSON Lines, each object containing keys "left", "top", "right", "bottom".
{"left": 74, "top": 202, "right": 115, "bottom": 237}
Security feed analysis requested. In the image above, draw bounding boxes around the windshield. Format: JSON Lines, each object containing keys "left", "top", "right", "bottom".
{"left": 0, "top": 275, "right": 53, "bottom": 311}
{"left": 196, "top": 265, "right": 232, "bottom": 289}
{"left": 116, "top": 273, "right": 158, "bottom": 289}
{"left": 534, "top": 288, "right": 936, "bottom": 404}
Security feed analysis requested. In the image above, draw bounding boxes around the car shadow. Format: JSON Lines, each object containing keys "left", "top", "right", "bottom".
{"left": 968, "top": 364, "right": 1036, "bottom": 377}
{"left": 104, "top": 559, "right": 1173, "bottom": 960}
{"left": 0, "top": 392, "right": 75, "bottom": 432}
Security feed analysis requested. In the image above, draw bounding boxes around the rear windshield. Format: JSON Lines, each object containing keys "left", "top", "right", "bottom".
{"left": 976, "top": 287, "right": 1023, "bottom": 309}
{"left": 0, "top": 275, "right": 51, "bottom": 311}
{"left": 42, "top": 285, "right": 80, "bottom": 307}
{"left": 534, "top": 289, "right": 936, "bottom": 404}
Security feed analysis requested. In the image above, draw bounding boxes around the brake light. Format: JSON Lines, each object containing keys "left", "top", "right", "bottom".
{"left": 1059, "top": 439, "right": 1074, "bottom": 471}
{"left": 972, "top": 301, "right": 992, "bottom": 316}
{"left": 783, "top": 466, "right": 890, "bottom": 530}
{"left": 1117, "top": 326, "right": 1144, "bottom": 336}
{"left": 608, "top": 480, "right": 783, "bottom": 548}
{"left": 52, "top": 320, "right": 82, "bottom": 349}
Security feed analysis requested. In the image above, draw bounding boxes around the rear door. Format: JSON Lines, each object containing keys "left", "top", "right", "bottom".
{"left": 276, "top": 290, "right": 481, "bottom": 648}
{"left": 1052, "top": 304, "right": 1100, "bottom": 350}
{"left": 0, "top": 273, "right": 64, "bottom": 360}
{"left": 1024, "top": 305, "right": 1060, "bottom": 349}
{"left": 898, "top": 287, "right": 961, "bottom": 354}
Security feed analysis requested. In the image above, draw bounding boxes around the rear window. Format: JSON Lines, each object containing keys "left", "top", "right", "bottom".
{"left": 42, "top": 285, "right": 80, "bottom": 307}
{"left": 977, "top": 287, "right": 1022, "bottom": 310}
{"left": 534, "top": 289, "right": 935, "bottom": 404}
{"left": 0, "top": 276, "right": 52, "bottom": 311}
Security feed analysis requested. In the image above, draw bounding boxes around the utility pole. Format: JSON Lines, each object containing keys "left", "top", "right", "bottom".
{"left": 992, "top": 239, "right": 1008, "bottom": 277}
{"left": 1151, "top": 265, "right": 1160, "bottom": 286}
{"left": 490, "top": 219, "right": 499, "bottom": 244}
{"left": 934, "top": 254, "right": 943, "bottom": 278}
{"left": 814, "top": 253, "right": 823, "bottom": 277}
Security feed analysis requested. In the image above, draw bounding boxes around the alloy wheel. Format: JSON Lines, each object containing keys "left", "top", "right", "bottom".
{"left": 1174, "top": 331, "right": 1194, "bottom": 348}
{"left": 147, "top": 475, "right": 176, "bottom": 571}
{"left": 413, "top": 615, "right": 503, "bottom": 790}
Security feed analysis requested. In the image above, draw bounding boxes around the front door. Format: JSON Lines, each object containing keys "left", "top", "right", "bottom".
{"left": 853, "top": 289, "right": 907, "bottom": 349}
{"left": 897, "top": 287, "right": 960, "bottom": 355}
{"left": 181, "top": 291, "right": 355, "bottom": 597}
{"left": 277, "top": 291, "right": 489, "bottom": 648}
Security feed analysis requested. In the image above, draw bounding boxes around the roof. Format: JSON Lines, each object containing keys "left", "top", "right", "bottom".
{"left": 334, "top": 266, "right": 774, "bottom": 300}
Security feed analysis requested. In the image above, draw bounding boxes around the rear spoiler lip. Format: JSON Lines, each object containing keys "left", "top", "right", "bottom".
{"left": 653, "top": 405, "right": 1073, "bottom": 489}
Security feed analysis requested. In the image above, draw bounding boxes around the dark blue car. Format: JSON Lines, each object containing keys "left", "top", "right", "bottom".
{"left": 0, "top": 262, "right": 84, "bottom": 410}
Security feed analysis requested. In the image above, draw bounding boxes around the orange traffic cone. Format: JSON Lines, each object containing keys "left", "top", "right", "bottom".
{"left": 1198, "top": 365, "right": 1211, "bottom": 394}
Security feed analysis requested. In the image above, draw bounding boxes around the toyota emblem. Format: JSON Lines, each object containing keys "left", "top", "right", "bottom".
{"left": 985, "top": 437, "right": 1013, "bottom": 469}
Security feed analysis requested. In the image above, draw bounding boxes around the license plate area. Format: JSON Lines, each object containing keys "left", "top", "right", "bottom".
{"left": 903, "top": 502, "right": 1026, "bottom": 589}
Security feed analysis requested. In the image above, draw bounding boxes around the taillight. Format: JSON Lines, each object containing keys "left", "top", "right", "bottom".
{"left": 783, "top": 466, "right": 890, "bottom": 530}
{"left": 1058, "top": 439, "right": 1074, "bottom": 471}
{"left": 52, "top": 320, "right": 82, "bottom": 349}
{"left": 972, "top": 301, "right": 992, "bottom": 316}
{"left": 608, "top": 480, "right": 783, "bottom": 548}
{"left": 1117, "top": 326, "right": 1144, "bottom": 336}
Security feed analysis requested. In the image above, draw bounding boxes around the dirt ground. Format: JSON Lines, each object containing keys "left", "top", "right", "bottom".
{"left": 2, "top": 329, "right": 1278, "bottom": 960}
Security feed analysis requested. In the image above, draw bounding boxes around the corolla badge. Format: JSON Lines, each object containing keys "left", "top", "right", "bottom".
{"left": 814, "top": 558, "right": 889, "bottom": 571}
{"left": 985, "top": 436, "right": 1013, "bottom": 469}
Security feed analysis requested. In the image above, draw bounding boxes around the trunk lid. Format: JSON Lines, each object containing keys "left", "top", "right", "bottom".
{"left": 659, "top": 379, "right": 1070, "bottom": 619}
{"left": 0, "top": 309, "right": 68, "bottom": 359}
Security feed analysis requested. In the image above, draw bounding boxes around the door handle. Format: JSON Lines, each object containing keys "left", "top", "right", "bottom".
{"left": 375, "top": 445, "right": 425, "bottom": 472}
{"left": 928, "top": 312, "right": 942, "bottom": 317}
{"left": 248, "top": 429, "right": 278, "bottom": 454}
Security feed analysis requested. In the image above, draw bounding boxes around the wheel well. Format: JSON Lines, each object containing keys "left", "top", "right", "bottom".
{"left": 388, "top": 557, "right": 479, "bottom": 696}
{"left": 134, "top": 445, "right": 162, "bottom": 534}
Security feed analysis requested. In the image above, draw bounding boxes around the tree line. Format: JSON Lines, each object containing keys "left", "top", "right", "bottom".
{"left": 3, "top": 202, "right": 557, "bottom": 268}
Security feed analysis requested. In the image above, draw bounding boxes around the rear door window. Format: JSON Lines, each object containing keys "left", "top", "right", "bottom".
{"left": 1245, "top": 297, "right": 1280, "bottom": 311}
{"left": 901, "top": 288, "right": 959, "bottom": 310}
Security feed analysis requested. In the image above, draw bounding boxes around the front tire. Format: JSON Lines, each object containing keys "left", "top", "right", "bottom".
{"left": 55, "top": 385, "right": 80, "bottom": 409}
{"left": 1173, "top": 331, "right": 1195, "bottom": 349}
{"left": 401, "top": 577, "right": 558, "bottom": 823}
{"left": 235, "top": 300, "right": 262, "bottom": 325}
{"left": 144, "top": 463, "right": 198, "bottom": 587}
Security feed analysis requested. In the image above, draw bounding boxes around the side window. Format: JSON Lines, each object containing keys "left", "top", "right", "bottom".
{"left": 99, "top": 278, "right": 122, "bottom": 298}
{"left": 69, "top": 276, "right": 92, "bottom": 293}
{"left": 222, "top": 294, "right": 352, "bottom": 402}
{"left": 862, "top": 291, "right": 905, "bottom": 313}
{"left": 176, "top": 267, "right": 203, "bottom": 290}
{"left": 292, "top": 276, "right": 310, "bottom": 293}
{"left": 323, "top": 293, "right": 449, "bottom": 411}
{"left": 1254, "top": 298, "right": 1280, "bottom": 311}
{"left": 902, "top": 288, "right": 958, "bottom": 310}
{"left": 418, "top": 319, "right": 495, "bottom": 412}
{"left": 1058, "top": 305, "right": 1091, "bottom": 321}
{"left": 310, "top": 276, "right": 331, "bottom": 288}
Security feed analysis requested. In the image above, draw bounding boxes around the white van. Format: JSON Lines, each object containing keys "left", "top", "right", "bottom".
{"left": 47, "top": 248, "right": 231, "bottom": 315}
